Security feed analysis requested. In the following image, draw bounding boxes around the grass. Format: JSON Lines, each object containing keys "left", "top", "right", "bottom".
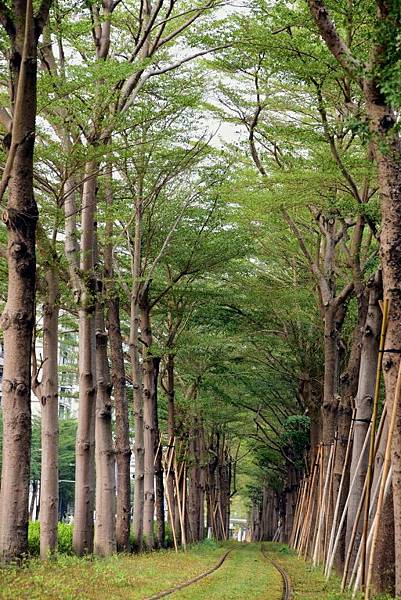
{"left": 171, "top": 542, "right": 282, "bottom": 599}
{"left": 0, "top": 540, "right": 395, "bottom": 600}
{"left": 0, "top": 541, "right": 223, "bottom": 600}
{"left": 264, "top": 543, "right": 364, "bottom": 600}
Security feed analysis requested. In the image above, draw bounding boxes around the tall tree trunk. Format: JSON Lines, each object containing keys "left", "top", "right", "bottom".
{"left": 189, "top": 417, "right": 201, "bottom": 543}
{"left": 0, "top": 0, "right": 46, "bottom": 561}
{"left": 365, "top": 92, "right": 401, "bottom": 594}
{"left": 108, "top": 297, "right": 130, "bottom": 551}
{"left": 73, "top": 162, "right": 97, "bottom": 555}
{"left": 94, "top": 300, "right": 116, "bottom": 557}
{"left": 104, "top": 165, "right": 131, "bottom": 552}
{"left": 140, "top": 290, "right": 156, "bottom": 549}
{"left": 39, "top": 267, "right": 59, "bottom": 558}
{"left": 345, "top": 273, "right": 381, "bottom": 557}
{"left": 130, "top": 201, "right": 144, "bottom": 549}
{"left": 153, "top": 357, "right": 165, "bottom": 548}
{"left": 166, "top": 353, "right": 176, "bottom": 528}
{"left": 322, "top": 304, "right": 340, "bottom": 452}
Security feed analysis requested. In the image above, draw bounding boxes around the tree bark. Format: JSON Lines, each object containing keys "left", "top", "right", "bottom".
{"left": 104, "top": 165, "right": 131, "bottom": 552}
{"left": 0, "top": 0, "right": 49, "bottom": 561}
{"left": 166, "top": 353, "right": 176, "bottom": 528}
{"left": 345, "top": 274, "right": 381, "bottom": 558}
{"left": 108, "top": 297, "right": 131, "bottom": 551}
{"left": 140, "top": 290, "right": 156, "bottom": 549}
{"left": 73, "top": 162, "right": 97, "bottom": 555}
{"left": 94, "top": 300, "right": 116, "bottom": 557}
{"left": 130, "top": 200, "right": 144, "bottom": 549}
{"left": 39, "top": 267, "right": 59, "bottom": 558}
{"left": 153, "top": 357, "right": 165, "bottom": 548}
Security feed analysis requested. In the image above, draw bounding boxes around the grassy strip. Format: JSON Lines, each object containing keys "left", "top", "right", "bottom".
{"left": 171, "top": 543, "right": 282, "bottom": 599}
{"left": 264, "top": 543, "right": 364, "bottom": 600}
{"left": 0, "top": 540, "right": 223, "bottom": 600}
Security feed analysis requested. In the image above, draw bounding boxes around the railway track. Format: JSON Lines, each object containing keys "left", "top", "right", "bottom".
{"left": 261, "top": 545, "right": 293, "bottom": 600}
{"left": 143, "top": 549, "right": 231, "bottom": 599}
{"left": 144, "top": 545, "right": 291, "bottom": 600}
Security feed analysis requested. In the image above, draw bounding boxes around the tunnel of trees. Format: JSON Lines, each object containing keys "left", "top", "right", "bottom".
{"left": 0, "top": 1, "right": 401, "bottom": 599}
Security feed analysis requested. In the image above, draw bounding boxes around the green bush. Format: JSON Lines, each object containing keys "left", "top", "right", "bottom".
{"left": 28, "top": 521, "right": 40, "bottom": 556}
{"left": 28, "top": 522, "right": 74, "bottom": 556}
{"left": 58, "top": 522, "right": 73, "bottom": 554}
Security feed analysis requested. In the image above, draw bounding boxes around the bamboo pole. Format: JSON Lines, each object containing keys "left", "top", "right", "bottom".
{"left": 174, "top": 451, "right": 186, "bottom": 551}
{"left": 294, "top": 478, "right": 309, "bottom": 551}
{"left": 313, "top": 440, "right": 335, "bottom": 565}
{"left": 347, "top": 463, "right": 385, "bottom": 592}
{"left": 323, "top": 435, "right": 337, "bottom": 562}
{"left": 291, "top": 478, "right": 307, "bottom": 548}
{"left": 325, "top": 411, "right": 355, "bottom": 575}
{"left": 354, "top": 466, "right": 392, "bottom": 598}
{"left": 164, "top": 437, "right": 178, "bottom": 552}
{"left": 341, "top": 405, "right": 387, "bottom": 591}
{"left": 299, "top": 445, "right": 321, "bottom": 556}
{"left": 361, "top": 298, "right": 390, "bottom": 588}
{"left": 365, "top": 354, "right": 401, "bottom": 599}
{"left": 309, "top": 444, "right": 324, "bottom": 559}
{"left": 325, "top": 422, "right": 372, "bottom": 577}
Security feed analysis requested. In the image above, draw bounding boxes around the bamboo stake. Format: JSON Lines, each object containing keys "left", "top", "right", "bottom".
{"left": 325, "top": 411, "right": 355, "bottom": 576}
{"left": 323, "top": 435, "right": 337, "bottom": 563}
{"left": 354, "top": 466, "right": 392, "bottom": 598}
{"left": 309, "top": 445, "right": 324, "bottom": 560}
{"left": 291, "top": 478, "right": 307, "bottom": 548}
{"left": 341, "top": 404, "right": 387, "bottom": 591}
{"left": 164, "top": 437, "right": 178, "bottom": 552}
{"left": 348, "top": 462, "right": 385, "bottom": 592}
{"left": 299, "top": 445, "right": 320, "bottom": 556}
{"left": 361, "top": 298, "right": 390, "bottom": 588}
{"left": 299, "top": 445, "right": 321, "bottom": 556}
{"left": 313, "top": 440, "right": 335, "bottom": 565}
{"left": 174, "top": 452, "right": 186, "bottom": 550}
{"left": 325, "top": 422, "right": 372, "bottom": 577}
{"left": 181, "top": 464, "right": 187, "bottom": 540}
{"left": 365, "top": 354, "right": 401, "bottom": 599}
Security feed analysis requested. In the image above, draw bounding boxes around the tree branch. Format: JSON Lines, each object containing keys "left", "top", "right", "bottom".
{"left": 307, "top": 0, "right": 362, "bottom": 82}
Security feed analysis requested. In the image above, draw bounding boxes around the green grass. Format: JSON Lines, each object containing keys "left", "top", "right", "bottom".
{"left": 264, "top": 543, "right": 364, "bottom": 600}
{"left": 171, "top": 542, "right": 282, "bottom": 599}
{"left": 0, "top": 542, "right": 224, "bottom": 600}
{"left": 0, "top": 541, "right": 394, "bottom": 600}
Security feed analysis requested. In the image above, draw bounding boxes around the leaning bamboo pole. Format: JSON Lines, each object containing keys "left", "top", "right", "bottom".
{"left": 293, "top": 477, "right": 309, "bottom": 551}
{"left": 313, "top": 440, "right": 335, "bottom": 566}
{"left": 291, "top": 477, "right": 307, "bottom": 548}
{"left": 361, "top": 298, "right": 390, "bottom": 588}
{"left": 324, "top": 411, "right": 355, "bottom": 575}
{"left": 348, "top": 463, "right": 386, "bottom": 593}
{"left": 341, "top": 405, "right": 388, "bottom": 591}
{"left": 163, "top": 437, "right": 178, "bottom": 552}
{"left": 365, "top": 353, "right": 401, "bottom": 600}
{"left": 325, "top": 422, "right": 372, "bottom": 577}
{"left": 174, "top": 451, "right": 186, "bottom": 551}
{"left": 323, "top": 435, "right": 337, "bottom": 563}
{"left": 309, "top": 444, "right": 324, "bottom": 559}
{"left": 299, "top": 445, "right": 321, "bottom": 557}
{"left": 354, "top": 466, "right": 392, "bottom": 598}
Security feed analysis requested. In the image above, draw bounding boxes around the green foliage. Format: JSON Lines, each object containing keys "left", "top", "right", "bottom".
{"left": 28, "top": 523, "right": 73, "bottom": 556}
